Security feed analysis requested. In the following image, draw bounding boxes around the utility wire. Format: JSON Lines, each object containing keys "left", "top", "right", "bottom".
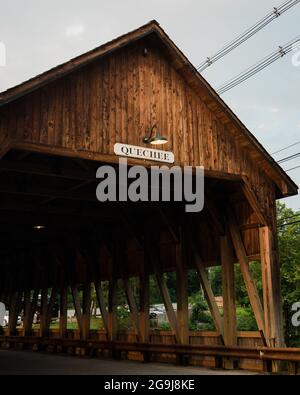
{"left": 272, "top": 140, "right": 300, "bottom": 155}
{"left": 277, "top": 212, "right": 300, "bottom": 223}
{"left": 285, "top": 164, "right": 300, "bottom": 172}
{"left": 278, "top": 151, "right": 300, "bottom": 164}
{"left": 197, "top": 0, "right": 300, "bottom": 72}
{"left": 279, "top": 219, "right": 300, "bottom": 227}
{"left": 216, "top": 35, "right": 300, "bottom": 94}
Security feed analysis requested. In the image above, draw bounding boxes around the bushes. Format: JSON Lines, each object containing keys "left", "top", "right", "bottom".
{"left": 189, "top": 292, "right": 215, "bottom": 331}
{"left": 236, "top": 308, "right": 258, "bottom": 331}
{"left": 189, "top": 292, "right": 258, "bottom": 332}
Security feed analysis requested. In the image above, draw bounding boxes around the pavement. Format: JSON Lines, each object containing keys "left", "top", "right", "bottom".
{"left": 0, "top": 349, "right": 260, "bottom": 375}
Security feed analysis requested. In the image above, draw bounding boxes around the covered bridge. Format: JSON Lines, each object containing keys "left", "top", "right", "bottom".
{"left": 0, "top": 21, "right": 298, "bottom": 372}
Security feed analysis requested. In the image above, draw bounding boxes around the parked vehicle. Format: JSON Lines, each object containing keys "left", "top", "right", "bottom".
{"left": 2, "top": 311, "right": 22, "bottom": 327}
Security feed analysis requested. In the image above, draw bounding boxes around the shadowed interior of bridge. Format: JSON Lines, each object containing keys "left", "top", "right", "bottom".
{"left": 0, "top": 350, "right": 259, "bottom": 375}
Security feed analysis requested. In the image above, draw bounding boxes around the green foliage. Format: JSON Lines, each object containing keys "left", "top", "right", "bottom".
{"left": 277, "top": 202, "right": 300, "bottom": 305}
{"left": 236, "top": 308, "right": 258, "bottom": 331}
{"left": 160, "top": 322, "right": 171, "bottom": 331}
{"left": 189, "top": 292, "right": 215, "bottom": 330}
{"left": 208, "top": 266, "right": 222, "bottom": 296}
{"left": 276, "top": 203, "right": 300, "bottom": 344}
{"left": 234, "top": 261, "right": 262, "bottom": 307}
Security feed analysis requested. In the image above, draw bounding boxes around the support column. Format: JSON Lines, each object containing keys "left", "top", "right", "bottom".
{"left": 23, "top": 290, "right": 32, "bottom": 336}
{"left": 259, "top": 226, "right": 284, "bottom": 347}
{"left": 59, "top": 287, "right": 68, "bottom": 338}
{"left": 139, "top": 258, "right": 150, "bottom": 344}
{"left": 39, "top": 288, "right": 48, "bottom": 337}
{"left": 82, "top": 283, "right": 91, "bottom": 341}
{"left": 220, "top": 232, "right": 237, "bottom": 347}
{"left": 108, "top": 262, "right": 118, "bottom": 342}
{"left": 175, "top": 231, "right": 189, "bottom": 345}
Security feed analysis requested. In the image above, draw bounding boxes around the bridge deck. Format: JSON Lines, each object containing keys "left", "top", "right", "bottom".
{"left": 0, "top": 349, "right": 259, "bottom": 375}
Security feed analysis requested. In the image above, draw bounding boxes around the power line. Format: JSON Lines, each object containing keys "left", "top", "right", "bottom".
{"left": 278, "top": 212, "right": 300, "bottom": 223}
{"left": 216, "top": 35, "right": 300, "bottom": 94}
{"left": 279, "top": 219, "right": 300, "bottom": 227}
{"left": 278, "top": 151, "right": 300, "bottom": 164}
{"left": 197, "top": 0, "right": 300, "bottom": 72}
{"left": 285, "top": 164, "right": 300, "bottom": 172}
{"left": 272, "top": 140, "right": 300, "bottom": 155}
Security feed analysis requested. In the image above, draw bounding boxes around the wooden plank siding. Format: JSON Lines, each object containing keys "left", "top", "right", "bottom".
{"left": 1, "top": 41, "right": 277, "bottom": 220}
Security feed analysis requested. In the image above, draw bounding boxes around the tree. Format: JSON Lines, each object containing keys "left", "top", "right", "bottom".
{"left": 277, "top": 202, "right": 300, "bottom": 345}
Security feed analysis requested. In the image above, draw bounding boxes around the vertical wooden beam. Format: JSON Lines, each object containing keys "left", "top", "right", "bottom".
{"left": 228, "top": 214, "right": 266, "bottom": 344}
{"left": 259, "top": 226, "right": 284, "bottom": 347}
{"left": 23, "top": 290, "right": 32, "bottom": 336}
{"left": 39, "top": 288, "right": 48, "bottom": 337}
{"left": 139, "top": 258, "right": 150, "bottom": 343}
{"left": 220, "top": 232, "right": 237, "bottom": 347}
{"left": 175, "top": 231, "right": 189, "bottom": 345}
{"left": 82, "top": 283, "right": 91, "bottom": 340}
{"left": 95, "top": 281, "right": 109, "bottom": 336}
{"left": 108, "top": 276, "right": 118, "bottom": 342}
{"left": 105, "top": 241, "right": 118, "bottom": 343}
{"left": 59, "top": 287, "right": 68, "bottom": 338}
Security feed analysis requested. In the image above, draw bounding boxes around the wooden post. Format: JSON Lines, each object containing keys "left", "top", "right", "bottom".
{"left": 259, "top": 226, "right": 284, "bottom": 347}
{"left": 175, "top": 231, "right": 189, "bottom": 345}
{"left": 220, "top": 232, "right": 237, "bottom": 347}
{"left": 221, "top": 232, "right": 237, "bottom": 369}
{"left": 39, "top": 288, "right": 48, "bottom": 337}
{"left": 23, "top": 290, "right": 32, "bottom": 336}
{"left": 59, "top": 287, "right": 68, "bottom": 338}
{"left": 105, "top": 241, "right": 118, "bottom": 346}
{"left": 108, "top": 266, "right": 118, "bottom": 342}
{"left": 139, "top": 258, "right": 150, "bottom": 344}
{"left": 82, "top": 283, "right": 91, "bottom": 340}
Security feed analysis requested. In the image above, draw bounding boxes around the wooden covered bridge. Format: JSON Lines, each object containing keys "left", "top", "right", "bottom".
{"left": 0, "top": 21, "right": 298, "bottom": 373}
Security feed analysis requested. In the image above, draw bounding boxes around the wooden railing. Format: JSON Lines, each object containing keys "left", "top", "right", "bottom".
{"left": 1, "top": 335, "right": 299, "bottom": 374}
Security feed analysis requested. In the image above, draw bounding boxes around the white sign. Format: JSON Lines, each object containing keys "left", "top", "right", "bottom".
{"left": 114, "top": 143, "right": 174, "bottom": 164}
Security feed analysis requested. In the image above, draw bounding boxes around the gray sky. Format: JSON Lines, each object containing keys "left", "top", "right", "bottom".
{"left": 0, "top": 0, "right": 299, "bottom": 210}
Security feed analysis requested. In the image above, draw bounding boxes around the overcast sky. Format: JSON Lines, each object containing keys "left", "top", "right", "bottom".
{"left": 0, "top": 0, "right": 299, "bottom": 210}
